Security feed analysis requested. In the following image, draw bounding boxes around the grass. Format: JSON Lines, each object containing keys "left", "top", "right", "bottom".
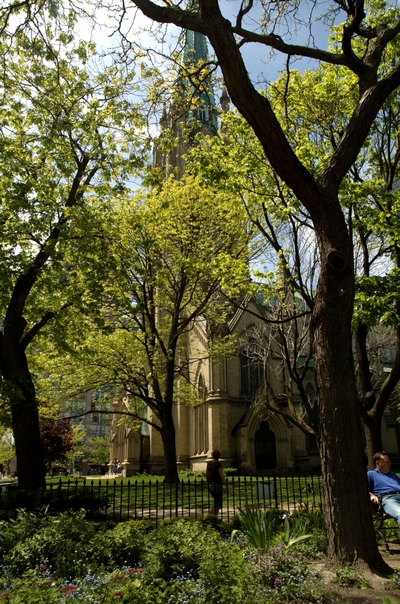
{"left": 39, "top": 474, "right": 324, "bottom": 523}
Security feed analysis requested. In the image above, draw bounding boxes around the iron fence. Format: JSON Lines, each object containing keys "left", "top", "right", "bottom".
{"left": 0, "top": 473, "right": 323, "bottom": 524}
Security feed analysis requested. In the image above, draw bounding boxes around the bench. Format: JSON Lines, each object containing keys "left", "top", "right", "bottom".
{"left": 372, "top": 503, "right": 396, "bottom": 552}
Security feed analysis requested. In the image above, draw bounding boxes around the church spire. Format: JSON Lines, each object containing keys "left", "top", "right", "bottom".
{"left": 181, "top": 2, "right": 218, "bottom": 133}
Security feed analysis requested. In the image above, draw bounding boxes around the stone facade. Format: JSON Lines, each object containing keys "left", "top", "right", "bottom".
{"left": 109, "top": 297, "right": 322, "bottom": 475}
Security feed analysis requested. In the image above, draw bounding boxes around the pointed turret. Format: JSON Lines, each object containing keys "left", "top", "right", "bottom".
{"left": 181, "top": 1, "right": 218, "bottom": 133}
{"left": 153, "top": 2, "right": 219, "bottom": 178}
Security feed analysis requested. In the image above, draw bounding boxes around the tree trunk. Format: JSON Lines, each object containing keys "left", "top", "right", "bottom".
{"left": 11, "top": 394, "right": 46, "bottom": 490}
{"left": 160, "top": 404, "right": 179, "bottom": 484}
{"left": 312, "top": 204, "right": 389, "bottom": 571}
{"left": 0, "top": 344, "right": 46, "bottom": 490}
{"left": 364, "top": 413, "right": 384, "bottom": 469}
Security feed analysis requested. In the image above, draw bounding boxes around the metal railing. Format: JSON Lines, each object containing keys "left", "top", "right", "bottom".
{"left": 0, "top": 473, "right": 323, "bottom": 524}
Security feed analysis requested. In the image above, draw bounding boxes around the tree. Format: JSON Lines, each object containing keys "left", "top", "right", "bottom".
{"left": 40, "top": 418, "right": 74, "bottom": 470}
{"left": 127, "top": 0, "right": 400, "bottom": 569}
{"left": 36, "top": 175, "right": 250, "bottom": 483}
{"left": 85, "top": 435, "right": 110, "bottom": 466}
{"left": 188, "top": 62, "right": 400, "bottom": 468}
{"left": 0, "top": 26, "right": 145, "bottom": 489}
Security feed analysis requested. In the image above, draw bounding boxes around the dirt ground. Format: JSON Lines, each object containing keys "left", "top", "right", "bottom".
{"left": 312, "top": 539, "right": 400, "bottom": 603}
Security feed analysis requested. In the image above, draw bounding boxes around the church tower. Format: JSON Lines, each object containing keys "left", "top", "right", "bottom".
{"left": 153, "top": 18, "right": 222, "bottom": 179}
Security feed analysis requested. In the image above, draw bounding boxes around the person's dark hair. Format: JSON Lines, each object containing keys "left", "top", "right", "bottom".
{"left": 373, "top": 452, "right": 387, "bottom": 465}
{"left": 212, "top": 448, "right": 221, "bottom": 460}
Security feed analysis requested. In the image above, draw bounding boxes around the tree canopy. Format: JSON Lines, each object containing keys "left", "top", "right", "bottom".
{"left": 35, "top": 174, "right": 252, "bottom": 483}
{"left": 123, "top": 0, "right": 400, "bottom": 570}
{"left": 0, "top": 23, "right": 146, "bottom": 488}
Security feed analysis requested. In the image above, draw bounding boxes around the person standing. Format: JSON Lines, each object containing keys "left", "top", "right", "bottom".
{"left": 206, "top": 448, "right": 227, "bottom": 515}
{"left": 367, "top": 451, "right": 400, "bottom": 528}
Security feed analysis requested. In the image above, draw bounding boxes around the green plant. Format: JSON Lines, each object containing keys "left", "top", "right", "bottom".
{"left": 223, "top": 467, "right": 238, "bottom": 476}
{"left": 1, "top": 510, "right": 101, "bottom": 579}
{"left": 287, "top": 504, "right": 326, "bottom": 535}
{"left": 334, "top": 565, "right": 371, "bottom": 589}
{"left": 199, "top": 539, "right": 261, "bottom": 603}
{"left": 254, "top": 543, "right": 335, "bottom": 602}
{"left": 387, "top": 571, "right": 400, "bottom": 591}
{"left": 288, "top": 533, "right": 327, "bottom": 559}
{"left": 237, "top": 506, "right": 277, "bottom": 552}
{"left": 0, "top": 569, "right": 65, "bottom": 603}
{"left": 0, "top": 486, "right": 107, "bottom": 517}
{"left": 380, "top": 598, "right": 400, "bottom": 604}
{"left": 144, "top": 518, "right": 217, "bottom": 581}
{"left": 282, "top": 516, "right": 312, "bottom": 549}
{"left": 91, "top": 519, "right": 152, "bottom": 568}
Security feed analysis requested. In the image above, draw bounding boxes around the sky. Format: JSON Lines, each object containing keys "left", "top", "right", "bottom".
{"left": 76, "top": 0, "right": 335, "bottom": 92}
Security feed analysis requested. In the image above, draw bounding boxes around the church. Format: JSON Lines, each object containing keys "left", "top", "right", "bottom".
{"left": 109, "top": 27, "right": 400, "bottom": 477}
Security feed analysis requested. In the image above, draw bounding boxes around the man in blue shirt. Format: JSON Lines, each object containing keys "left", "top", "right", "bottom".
{"left": 368, "top": 452, "right": 400, "bottom": 528}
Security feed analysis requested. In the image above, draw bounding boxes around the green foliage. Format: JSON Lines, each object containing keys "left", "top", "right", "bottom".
{"left": 0, "top": 509, "right": 348, "bottom": 603}
{"left": 223, "top": 467, "right": 238, "bottom": 476}
{"left": 33, "top": 173, "right": 252, "bottom": 483}
{"left": 387, "top": 571, "right": 400, "bottom": 591}
{"left": 237, "top": 505, "right": 278, "bottom": 552}
{"left": 1, "top": 510, "right": 100, "bottom": 579}
{"left": 254, "top": 543, "right": 335, "bottom": 602}
{"left": 198, "top": 538, "right": 259, "bottom": 604}
{"left": 237, "top": 505, "right": 317, "bottom": 555}
{"left": 0, "top": 486, "right": 107, "bottom": 518}
{"left": 0, "top": 428, "right": 14, "bottom": 468}
{"left": 90, "top": 520, "right": 150, "bottom": 568}
{"left": 334, "top": 565, "right": 371, "bottom": 589}
{"left": 0, "top": 570, "right": 65, "bottom": 603}
{"left": 198, "top": 513, "right": 240, "bottom": 537}
{"left": 286, "top": 505, "right": 326, "bottom": 535}
{"left": 143, "top": 518, "right": 259, "bottom": 603}
{"left": 85, "top": 435, "right": 111, "bottom": 465}
{"left": 144, "top": 518, "right": 218, "bottom": 581}
{"left": 282, "top": 515, "right": 312, "bottom": 548}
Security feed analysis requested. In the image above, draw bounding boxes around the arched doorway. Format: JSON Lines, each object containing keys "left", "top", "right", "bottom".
{"left": 255, "top": 421, "right": 277, "bottom": 470}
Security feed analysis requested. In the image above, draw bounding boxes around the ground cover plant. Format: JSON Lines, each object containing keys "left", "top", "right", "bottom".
{"left": 0, "top": 507, "right": 398, "bottom": 603}
{"left": 0, "top": 507, "right": 336, "bottom": 603}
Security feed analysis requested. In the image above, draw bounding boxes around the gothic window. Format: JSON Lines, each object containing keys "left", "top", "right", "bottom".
{"left": 240, "top": 344, "right": 263, "bottom": 397}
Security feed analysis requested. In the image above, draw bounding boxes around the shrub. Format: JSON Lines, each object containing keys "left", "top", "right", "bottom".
{"left": 142, "top": 518, "right": 261, "bottom": 604}
{"left": 144, "top": 518, "right": 217, "bottom": 581}
{"left": 199, "top": 538, "right": 260, "bottom": 603}
{"left": 0, "top": 486, "right": 107, "bottom": 518}
{"left": 2, "top": 509, "right": 101, "bottom": 579}
{"left": 0, "top": 510, "right": 51, "bottom": 556}
{"left": 288, "top": 533, "right": 327, "bottom": 559}
{"left": 198, "top": 513, "right": 238, "bottom": 537}
{"left": 90, "top": 519, "right": 153, "bottom": 568}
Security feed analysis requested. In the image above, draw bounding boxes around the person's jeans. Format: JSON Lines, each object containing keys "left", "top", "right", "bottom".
{"left": 381, "top": 493, "right": 400, "bottom": 528}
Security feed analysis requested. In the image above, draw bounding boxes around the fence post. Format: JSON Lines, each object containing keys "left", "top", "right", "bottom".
{"left": 273, "top": 473, "right": 278, "bottom": 508}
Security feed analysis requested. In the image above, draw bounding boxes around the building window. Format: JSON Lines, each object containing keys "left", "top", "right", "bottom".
{"left": 240, "top": 346, "right": 262, "bottom": 397}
